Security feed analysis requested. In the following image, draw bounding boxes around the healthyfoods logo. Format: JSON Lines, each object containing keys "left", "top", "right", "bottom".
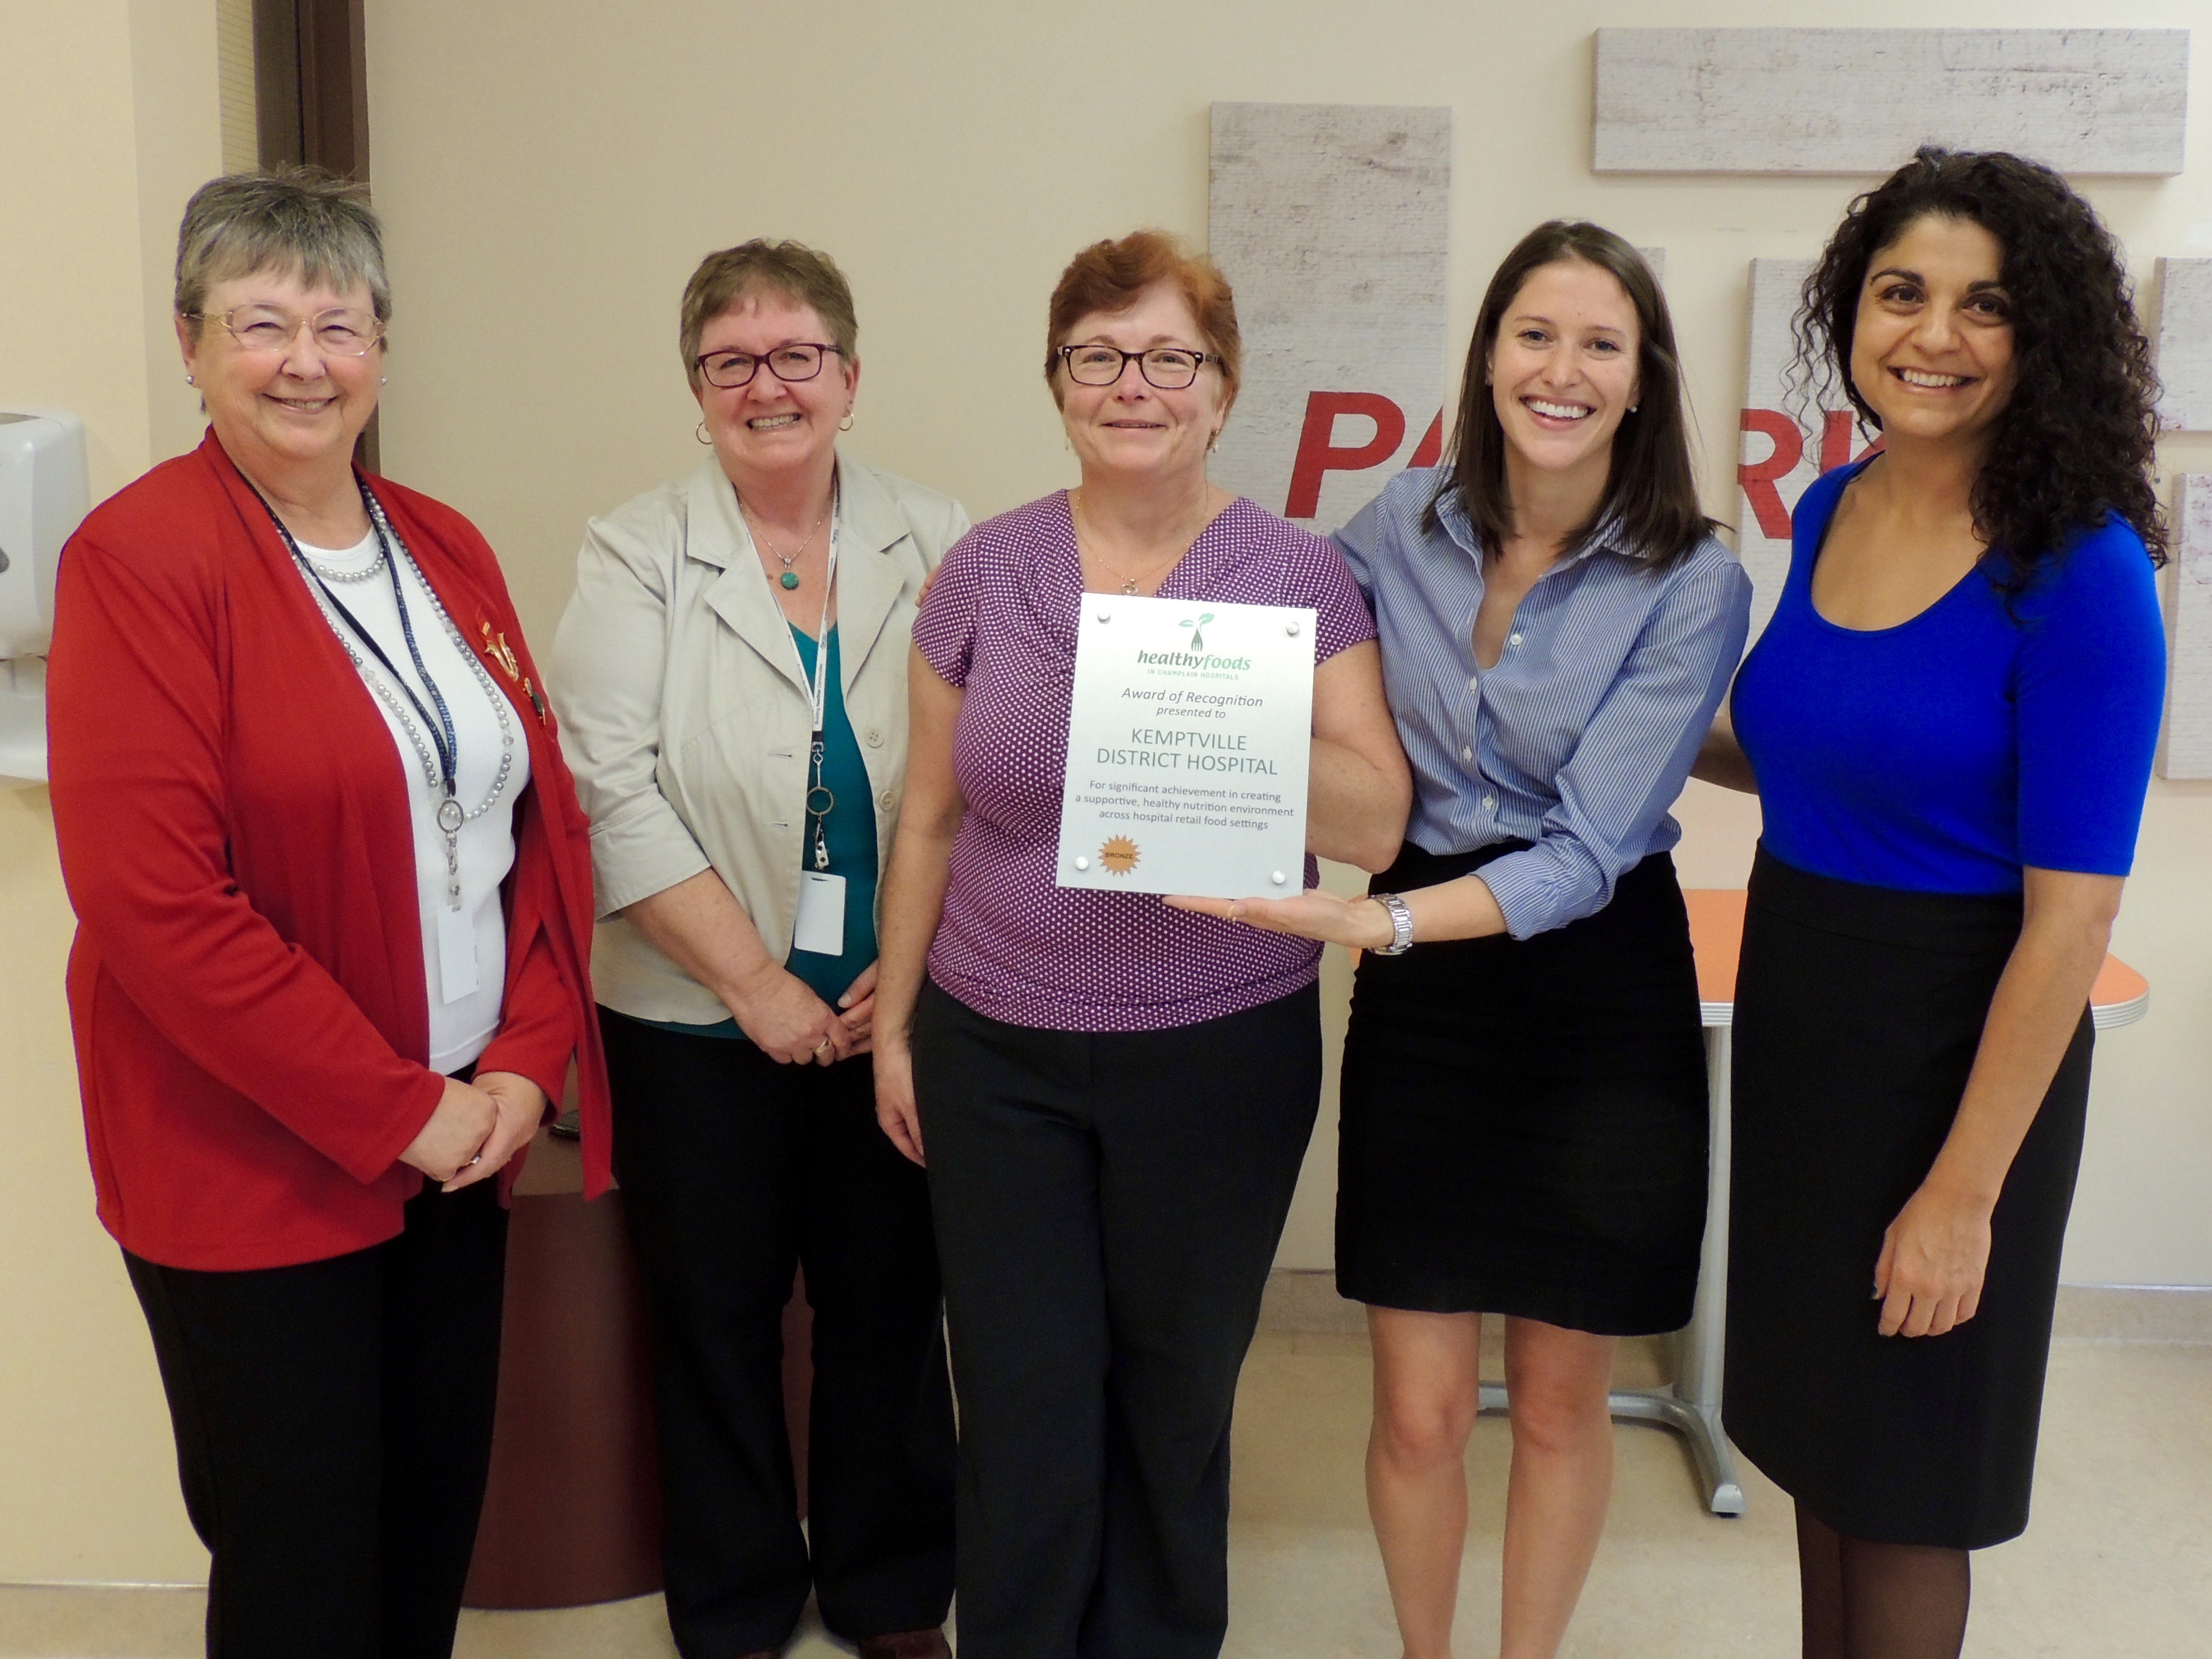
{"left": 1135, "top": 614, "right": 1251, "bottom": 671}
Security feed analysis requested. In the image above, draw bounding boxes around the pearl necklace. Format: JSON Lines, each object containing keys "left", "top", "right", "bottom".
{"left": 300, "top": 545, "right": 389, "bottom": 584}
{"left": 290, "top": 504, "right": 516, "bottom": 906}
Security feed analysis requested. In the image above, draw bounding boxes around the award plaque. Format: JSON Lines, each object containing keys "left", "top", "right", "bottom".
{"left": 1055, "top": 593, "right": 1315, "bottom": 899}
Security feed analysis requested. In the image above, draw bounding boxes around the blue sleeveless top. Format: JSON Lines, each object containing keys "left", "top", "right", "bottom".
{"left": 1731, "top": 460, "right": 2164, "bottom": 894}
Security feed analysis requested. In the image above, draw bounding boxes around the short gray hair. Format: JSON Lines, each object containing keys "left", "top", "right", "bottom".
{"left": 680, "top": 241, "right": 858, "bottom": 390}
{"left": 175, "top": 165, "right": 390, "bottom": 337}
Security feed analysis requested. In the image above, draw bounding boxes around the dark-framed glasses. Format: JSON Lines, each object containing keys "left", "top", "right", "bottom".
{"left": 192, "top": 304, "right": 386, "bottom": 356}
{"left": 1058, "top": 343, "right": 1218, "bottom": 390}
{"left": 694, "top": 342, "right": 843, "bottom": 390}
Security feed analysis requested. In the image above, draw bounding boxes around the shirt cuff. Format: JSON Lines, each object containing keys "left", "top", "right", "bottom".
{"left": 588, "top": 814, "right": 714, "bottom": 919}
{"left": 1472, "top": 845, "right": 1592, "bottom": 942}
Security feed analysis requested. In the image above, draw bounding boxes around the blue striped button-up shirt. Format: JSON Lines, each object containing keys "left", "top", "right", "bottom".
{"left": 1333, "top": 468, "right": 1753, "bottom": 939}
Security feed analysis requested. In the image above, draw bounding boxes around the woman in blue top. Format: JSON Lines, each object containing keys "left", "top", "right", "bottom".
{"left": 1700, "top": 150, "right": 2167, "bottom": 1659}
{"left": 1178, "top": 222, "right": 1750, "bottom": 1659}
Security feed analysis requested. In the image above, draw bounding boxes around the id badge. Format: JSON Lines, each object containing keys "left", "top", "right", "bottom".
{"left": 793, "top": 871, "right": 847, "bottom": 957}
{"left": 437, "top": 906, "right": 480, "bottom": 1003}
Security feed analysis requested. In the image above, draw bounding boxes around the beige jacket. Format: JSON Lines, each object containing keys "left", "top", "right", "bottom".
{"left": 548, "top": 454, "right": 971, "bottom": 1025}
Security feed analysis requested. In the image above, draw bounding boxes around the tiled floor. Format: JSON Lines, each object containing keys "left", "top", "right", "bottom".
{"left": 4, "top": 1330, "right": 2206, "bottom": 1657}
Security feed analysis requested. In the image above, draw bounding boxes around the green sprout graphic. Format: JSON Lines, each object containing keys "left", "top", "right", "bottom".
{"left": 1182, "top": 612, "right": 1215, "bottom": 652}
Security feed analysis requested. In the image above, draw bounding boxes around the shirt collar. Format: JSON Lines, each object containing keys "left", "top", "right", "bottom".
{"left": 1433, "top": 485, "right": 1637, "bottom": 570}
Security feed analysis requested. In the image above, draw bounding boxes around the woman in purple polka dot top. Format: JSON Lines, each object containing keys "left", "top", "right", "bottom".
{"left": 870, "top": 230, "right": 1412, "bottom": 1657}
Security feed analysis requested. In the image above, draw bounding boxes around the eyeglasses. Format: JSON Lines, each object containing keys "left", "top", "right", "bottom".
{"left": 190, "top": 304, "right": 386, "bottom": 356}
{"left": 693, "top": 342, "right": 844, "bottom": 390}
{"left": 1057, "top": 344, "right": 1219, "bottom": 390}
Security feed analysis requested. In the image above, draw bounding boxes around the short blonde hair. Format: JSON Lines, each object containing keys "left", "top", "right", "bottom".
{"left": 679, "top": 241, "right": 858, "bottom": 390}
{"left": 174, "top": 165, "right": 389, "bottom": 338}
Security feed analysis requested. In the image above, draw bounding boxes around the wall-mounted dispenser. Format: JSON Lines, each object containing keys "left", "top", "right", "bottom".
{"left": 0, "top": 411, "right": 89, "bottom": 787}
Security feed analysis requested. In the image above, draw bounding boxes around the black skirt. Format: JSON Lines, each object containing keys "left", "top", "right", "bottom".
{"left": 1335, "top": 841, "right": 1711, "bottom": 1336}
{"left": 1722, "top": 847, "right": 2093, "bottom": 1550}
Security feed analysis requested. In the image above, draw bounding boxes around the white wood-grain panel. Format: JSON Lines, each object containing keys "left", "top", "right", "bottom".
{"left": 1594, "top": 28, "right": 2189, "bottom": 176}
{"left": 2154, "top": 259, "right": 2212, "bottom": 434}
{"left": 1208, "top": 103, "right": 1450, "bottom": 529}
{"left": 2160, "top": 476, "right": 2212, "bottom": 780}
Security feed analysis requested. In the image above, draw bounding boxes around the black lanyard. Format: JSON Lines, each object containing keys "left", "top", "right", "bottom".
{"left": 261, "top": 481, "right": 461, "bottom": 812}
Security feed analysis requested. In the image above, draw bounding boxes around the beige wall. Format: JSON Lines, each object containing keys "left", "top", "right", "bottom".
{"left": 2, "top": 0, "right": 2209, "bottom": 1585}
{"left": 0, "top": 0, "right": 222, "bottom": 1585}
{"left": 364, "top": 0, "right": 2212, "bottom": 1284}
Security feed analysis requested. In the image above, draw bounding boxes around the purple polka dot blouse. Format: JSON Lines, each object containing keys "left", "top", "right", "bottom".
{"left": 913, "top": 490, "right": 1377, "bottom": 1032}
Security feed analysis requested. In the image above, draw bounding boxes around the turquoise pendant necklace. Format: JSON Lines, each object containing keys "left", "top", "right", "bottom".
{"left": 741, "top": 491, "right": 830, "bottom": 593}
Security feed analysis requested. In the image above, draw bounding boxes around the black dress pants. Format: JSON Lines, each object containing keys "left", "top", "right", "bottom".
{"left": 602, "top": 1009, "right": 955, "bottom": 1658}
{"left": 125, "top": 1179, "right": 508, "bottom": 1659}
{"left": 913, "top": 981, "right": 1323, "bottom": 1659}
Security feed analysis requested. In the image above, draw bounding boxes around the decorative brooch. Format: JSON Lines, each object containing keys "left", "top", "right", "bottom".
{"left": 479, "top": 620, "right": 549, "bottom": 725}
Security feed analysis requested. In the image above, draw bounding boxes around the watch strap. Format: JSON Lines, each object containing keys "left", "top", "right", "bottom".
{"left": 1370, "top": 891, "right": 1415, "bottom": 954}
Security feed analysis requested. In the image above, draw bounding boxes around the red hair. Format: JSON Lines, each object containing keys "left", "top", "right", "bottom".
{"left": 1044, "top": 230, "right": 1241, "bottom": 409}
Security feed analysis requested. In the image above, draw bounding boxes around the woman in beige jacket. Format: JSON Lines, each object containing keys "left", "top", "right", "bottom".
{"left": 549, "top": 240, "right": 963, "bottom": 1659}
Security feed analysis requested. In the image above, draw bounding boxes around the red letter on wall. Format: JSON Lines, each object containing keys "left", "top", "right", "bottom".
{"left": 1408, "top": 409, "right": 1443, "bottom": 469}
{"left": 1738, "top": 409, "right": 1803, "bottom": 540}
{"left": 1286, "top": 392, "right": 1406, "bottom": 518}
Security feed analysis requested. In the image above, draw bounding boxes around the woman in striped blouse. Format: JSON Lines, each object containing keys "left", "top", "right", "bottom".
{"left": 1177, "top": 221, "right": 1750, "bottom": 1659}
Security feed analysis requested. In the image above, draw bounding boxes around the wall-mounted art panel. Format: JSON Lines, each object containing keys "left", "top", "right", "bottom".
{"left": 2160, "top": 476, "right": 2212, "bottom": 780}
{"left": 1594, "top": 28, "right": 2189, "bottom": 176}
{"left": 1736, "top": 258, "right": 1881, "bottom": 643}
{"left": 2154, "top": 259, "right": 2212, "bottom": 434}
{"left": 1208, "top": 103, "right": 1450, "bottom": 530}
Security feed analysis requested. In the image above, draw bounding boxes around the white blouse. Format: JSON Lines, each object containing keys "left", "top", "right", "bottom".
{"left": 296, "top": 531, "right": 529, "bottom": 1074}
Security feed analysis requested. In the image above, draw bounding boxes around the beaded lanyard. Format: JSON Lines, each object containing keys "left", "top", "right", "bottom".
{"left": 262, "top": 480, "right": 516, "bottom": 914}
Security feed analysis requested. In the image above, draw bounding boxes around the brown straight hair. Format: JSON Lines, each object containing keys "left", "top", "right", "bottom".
{"left": 1427, "top": 222, "right": 1713, "bottom": 569}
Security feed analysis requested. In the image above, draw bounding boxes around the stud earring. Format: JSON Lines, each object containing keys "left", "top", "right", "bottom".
{"left": 185, "top": 373, "right": 195, "bottom": 386}
{"left": 696, "top": 420, "right": 712, "bottom": 445}
{"left": 380, "top": 376, "right": 389, "bottom": 386}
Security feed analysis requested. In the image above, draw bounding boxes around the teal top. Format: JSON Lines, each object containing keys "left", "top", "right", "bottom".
{"left": 648, "top": 622, "right": 880, "bottom": 1041}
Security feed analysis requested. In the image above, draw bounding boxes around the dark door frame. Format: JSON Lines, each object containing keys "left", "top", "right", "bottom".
{"left": 254, "top": 0, "right": 378, "bottom": 467}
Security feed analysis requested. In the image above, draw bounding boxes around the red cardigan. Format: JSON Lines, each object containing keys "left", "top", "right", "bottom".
{"left": 48, "top": 433, "right": 612, "bottom": 1271}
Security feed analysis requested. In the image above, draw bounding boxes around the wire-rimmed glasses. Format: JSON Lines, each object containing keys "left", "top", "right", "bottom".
{"left": 694, "top": 342, "right": 844, "bottom": 390}
{"left": 1057, "top": 343, "right": 1219, "bottom": 390}
{"left": 190, "top": 304, "right": 386, "bottom": 356}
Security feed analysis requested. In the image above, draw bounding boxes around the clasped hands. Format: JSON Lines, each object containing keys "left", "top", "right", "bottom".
{"left": 400, "top": 1069, "right": 549, "bottom": 1191}
{"left": 726, "top": 958, "right": 878, "bottom": 1067}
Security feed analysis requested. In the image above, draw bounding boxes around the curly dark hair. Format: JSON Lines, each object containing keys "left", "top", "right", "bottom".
{"left": 1793, "top": 146, "right": 2167, "bottom": 591}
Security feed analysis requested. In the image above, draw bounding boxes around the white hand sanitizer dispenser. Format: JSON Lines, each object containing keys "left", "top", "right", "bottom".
{"left": 0, "top": 411, "right": 89, "bottom": 787}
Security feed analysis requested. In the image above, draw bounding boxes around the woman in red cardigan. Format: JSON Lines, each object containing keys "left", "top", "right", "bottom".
{"left": 45, "top": 166, "right": 608, "bottom": 1659}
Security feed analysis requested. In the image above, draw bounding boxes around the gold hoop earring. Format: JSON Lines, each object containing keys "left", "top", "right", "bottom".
{"left": 695, "top": 420, "right": 712, "bottom": 445}
{"left": 839, "top": 413, "right": 854, "bottom": 432}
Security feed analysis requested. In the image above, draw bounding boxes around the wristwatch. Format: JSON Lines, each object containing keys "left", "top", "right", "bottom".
{"left": 1369, "top": 892, "right": 1415, "bottom": 955}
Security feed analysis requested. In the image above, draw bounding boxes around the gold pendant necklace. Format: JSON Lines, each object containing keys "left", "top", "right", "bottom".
{"left": 1072, "top": 488, "right": 1202, "bottom": 596}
